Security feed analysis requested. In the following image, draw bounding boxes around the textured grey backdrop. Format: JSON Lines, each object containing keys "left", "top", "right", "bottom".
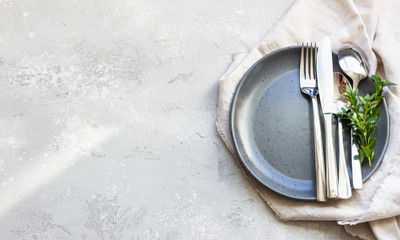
{"left": 0, "top": 0, "right": 356, "bottom": 239}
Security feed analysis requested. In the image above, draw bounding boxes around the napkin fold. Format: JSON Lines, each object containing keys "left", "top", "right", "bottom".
{"left": 216, "top": 0, "right": 400, "bottom": 239}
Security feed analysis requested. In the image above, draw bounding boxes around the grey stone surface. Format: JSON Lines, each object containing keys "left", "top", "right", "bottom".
{"left": 0, "top": 0, "right": 358, "bottom": 239}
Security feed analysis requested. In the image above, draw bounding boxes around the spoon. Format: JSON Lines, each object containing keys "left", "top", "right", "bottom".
{"left": 338, "top": 43, "right": 369, "bottom": 89}
{"left": 333, "top": 72, "right": 352, "bottom": 199}
{"left": 338, "top": 43, "right": 370, "bottom": 190}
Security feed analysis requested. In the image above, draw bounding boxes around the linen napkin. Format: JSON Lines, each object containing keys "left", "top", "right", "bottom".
{"left": 216, "top": 0, "right": 400, "bottom": 239}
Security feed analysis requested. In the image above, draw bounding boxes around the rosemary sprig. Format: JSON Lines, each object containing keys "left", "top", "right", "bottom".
{"left": 337, "top": 75, "right": 396, "bottom": 166}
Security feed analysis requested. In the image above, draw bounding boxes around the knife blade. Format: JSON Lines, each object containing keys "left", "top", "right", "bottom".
{"left": 317, "top": 36, "right": 338, "bottom": 198}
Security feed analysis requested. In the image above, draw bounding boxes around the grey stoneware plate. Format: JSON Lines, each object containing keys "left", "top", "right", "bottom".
{"left": 230, "top": 46, "right": 389, "bottom": 200}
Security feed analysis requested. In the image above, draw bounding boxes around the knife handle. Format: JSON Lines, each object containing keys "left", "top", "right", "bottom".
{"left": 311, "top": 97, "right": 326, "bottom": 202}
{"left": 337, "top": 119, "right": 352, "bottom": 199}
{"left": 351, "top": 128, "right": 363, "bottom": 189}
{"left": 324, "top": 113, "right": 338, "bottom": 198}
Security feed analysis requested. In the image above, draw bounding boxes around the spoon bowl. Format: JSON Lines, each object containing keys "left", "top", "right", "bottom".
{"left": 333, "top": 72, "right": 351, "bottom": 109}
{"left": 338, "top": 43, "right": 369, "bottom": 89}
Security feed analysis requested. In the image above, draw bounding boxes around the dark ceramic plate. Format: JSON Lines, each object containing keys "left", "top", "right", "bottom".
{"left": 230, "top": 46, "right": 389, "bottom": 200}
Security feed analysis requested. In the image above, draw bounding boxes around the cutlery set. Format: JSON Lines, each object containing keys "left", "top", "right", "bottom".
{"left": 300, "top": 37, "right": 365, "bottom": 201}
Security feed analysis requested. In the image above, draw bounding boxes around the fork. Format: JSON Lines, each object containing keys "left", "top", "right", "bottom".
{"left": 299, "top": 43, "right": 326, "bottom": 202}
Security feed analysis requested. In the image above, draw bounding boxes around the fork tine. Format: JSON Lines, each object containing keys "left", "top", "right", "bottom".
{"left": 310, "top": 43, "right": 314, "bottom": 80}
{"left": 314, "top": 42, "right": 318, "bottom": 79}
{"left": 305, "top": 43, "right": 309, "bottom": 80}
{"left": 300, "top": 43, "right": 304, "bottom": 80}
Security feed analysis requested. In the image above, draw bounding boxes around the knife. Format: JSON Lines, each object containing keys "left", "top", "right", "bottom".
{"left": 317, "top": 37, "right": 338, "bottom": 198}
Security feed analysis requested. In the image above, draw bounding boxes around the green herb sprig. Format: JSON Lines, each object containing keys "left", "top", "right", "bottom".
{"left": 337, "top": 75, "right": 396, "bottom": 166}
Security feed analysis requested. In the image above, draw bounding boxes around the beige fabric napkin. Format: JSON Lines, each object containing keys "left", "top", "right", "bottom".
{"left": 216, "top": 0, "right": 400, "bottom": 239}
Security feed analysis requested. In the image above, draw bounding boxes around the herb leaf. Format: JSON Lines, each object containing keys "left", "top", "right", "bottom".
{"left": 338, "top": 74, "right": 396, "bottom": 166}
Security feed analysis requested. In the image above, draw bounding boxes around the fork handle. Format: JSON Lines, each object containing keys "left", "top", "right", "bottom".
{"left": 324, "top": 113, "right": 338, "bottom": 198}
{"left": 311, "top": 97, "right": 326, "bottom": 202}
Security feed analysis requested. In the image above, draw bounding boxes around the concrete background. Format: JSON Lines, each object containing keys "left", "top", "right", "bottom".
{"left": 0, "top": 0, "right": 357, "bottom": 239}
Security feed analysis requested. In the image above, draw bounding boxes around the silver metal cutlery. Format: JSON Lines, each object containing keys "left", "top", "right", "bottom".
{"left": 332, "top": 72, "right": 352, "bottom": 199}
{"left": 300, "top": 39, "right": 371, "bottom": 201}
{"left": 317, "top": 37, "right": 339, "bottom": 199}
{"left": 299, "top": 42, "right": 327, "bottom": 202}
{"left": 338, "top": 43, "right": 370, "bottom": 190}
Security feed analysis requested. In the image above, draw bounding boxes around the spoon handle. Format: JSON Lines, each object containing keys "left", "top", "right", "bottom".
{"left": 324, "top": 113, "right": 338, "bottom": 198}
{"left": 337, "top": 119, "right": 352, "bottom": 199}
